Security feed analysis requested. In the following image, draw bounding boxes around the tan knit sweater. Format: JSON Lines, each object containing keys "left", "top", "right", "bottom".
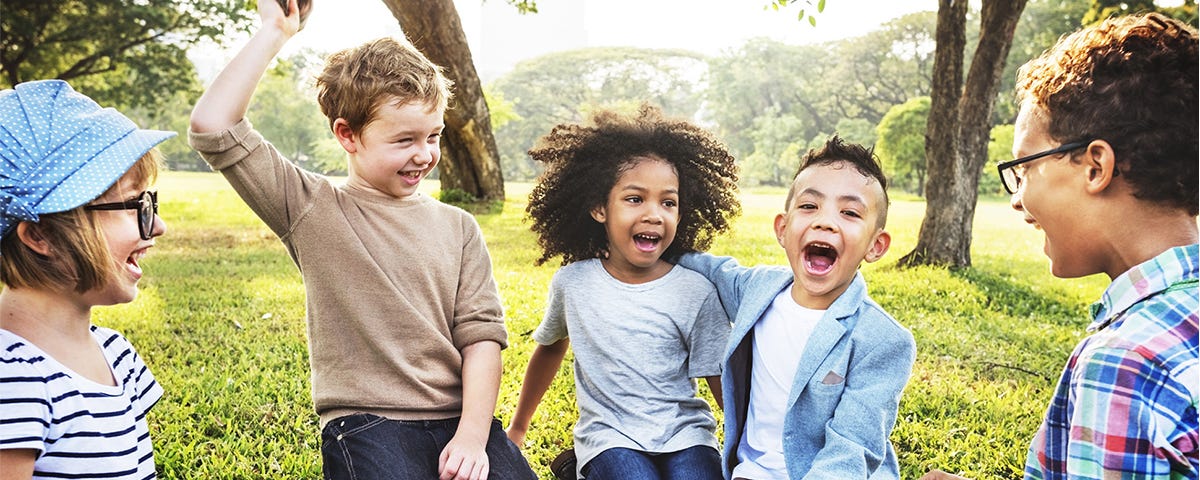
{"left": 189, "top": 120, "right": 508, "bottom": 427}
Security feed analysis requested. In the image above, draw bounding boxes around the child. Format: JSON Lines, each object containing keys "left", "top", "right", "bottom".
{"left": 924, "top": 12, "right": 1198, "bottom": 480}
{"left": 678, "top": 135, "right": 916, "bottom": 479}
{"left": 505, "top": 105, "right": 740, "bottom": 480}
{"left": 187, "top": 2, "right": 535, "bottom": 479}
{"left": 0, "top": 79, "right": 173, "bottom": 478}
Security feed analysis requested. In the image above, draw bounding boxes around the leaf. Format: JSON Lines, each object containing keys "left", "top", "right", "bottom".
{"left": 797, "top": 8, "right": 805, "bottom": 19}
{"left": 818, "top": 0, "right": 826, "bottom": 13}
{"left": 809, "top": 14, "right": 818, "bottom": 26}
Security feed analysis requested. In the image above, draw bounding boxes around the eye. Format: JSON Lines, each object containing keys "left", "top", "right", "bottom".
{"left": 842, "top": 210, "right": 862, "bottom": 219}
{"left": 427, "top": 133, "right": 441, "bottom": 143}
{"left": 663, "top": 199, "right": 678, "bottom": 208}
{"left": 624, "top": 196, "right": 643, "bottom": 204}
{"left": 797, "top": 202, "right": 816, "bottom": 210}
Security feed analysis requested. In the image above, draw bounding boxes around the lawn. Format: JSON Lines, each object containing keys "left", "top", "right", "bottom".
{"left": 93, "top": 171, "right": 1109, "bottom": 479}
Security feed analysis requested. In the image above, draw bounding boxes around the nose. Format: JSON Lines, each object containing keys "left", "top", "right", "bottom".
{"left": 413, "top": 142, "right": 437, "bottom": 166}
{"left": 1009, "top": 187, "right": 1024, "bottom": 212}
{"left": 643, "top": 205, "right": 664, "bottom": 225}
{"left": 811, "top": 208, "right": 837, "bottom": 232}
{"left": 150, "top": 213, "right": 167, "bottom": 238}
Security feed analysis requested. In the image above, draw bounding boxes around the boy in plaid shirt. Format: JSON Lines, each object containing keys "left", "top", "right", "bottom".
{"left": 926, "top": 12, "right": 1197, "bottom": 480}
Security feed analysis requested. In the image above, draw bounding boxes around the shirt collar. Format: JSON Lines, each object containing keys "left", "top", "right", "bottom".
{"left": 1088, "top": 243, "right": 1199, "bottom": 332}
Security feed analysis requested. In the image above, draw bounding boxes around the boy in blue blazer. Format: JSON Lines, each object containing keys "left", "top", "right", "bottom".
{"left": 680, "top": 135, "right": 916, "bottom": 479}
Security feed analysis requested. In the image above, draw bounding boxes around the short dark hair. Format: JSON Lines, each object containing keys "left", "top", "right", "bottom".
{"left": 526, "top": 104, "right": 741, "bottom": 266}
{"left": 1016, "top": 13, "right": 1198, "bottom": 215}
{"left": 785, "top": 135, "right": 890, "bottom": 229}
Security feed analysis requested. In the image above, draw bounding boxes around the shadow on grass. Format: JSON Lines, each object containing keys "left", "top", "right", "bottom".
{"left": 948, "top": 267, "right": 1083, "bottom": 326}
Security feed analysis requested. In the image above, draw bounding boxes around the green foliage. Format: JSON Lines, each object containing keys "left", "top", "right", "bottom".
{"left": 121, "top": 172, "right": 1108, "bottom": 479}
{"left": 982, "top": 125, "right": 1015, "bottom": 197}
{"left": 0, "top": 0, "right": 254, "bottom": 119}
{"left": 490, "top": 47, "right": 709, "bottom": 181}
{"left": 705, "top": 12, "right": 936, "bottom": 162}
{"left": 248, "top": 52, "right": 331, "bottom": 174}
{"left": 1083, "top": 0, "right": 1198, "bottom": 25}
{"left": 876, "top": 97, "right": 931, "bottom": 195}
{"left": 995, "top": 0, "right": 1091, "bottom": 124}
{"left": 740, "top": 111, "right": 808, "bottom": 186}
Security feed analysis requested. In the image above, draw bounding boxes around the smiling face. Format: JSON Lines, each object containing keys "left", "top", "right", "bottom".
{"left": 80, "top": 176, "right": 167, "bottom": 307}
{"left": 338, "top": 98, "right": 444, "bottom": 199}
{"left": 777, "top": 162, "right": 890, "bottom": 309}
{"left": 1009, "top": 102, "right": 1096, "bottom": 278}
{"left": 590, "top": 155, "right": 680, "bottom": 283}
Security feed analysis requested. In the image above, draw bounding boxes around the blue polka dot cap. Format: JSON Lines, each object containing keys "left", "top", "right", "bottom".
{"left": 0, "top": 79, "right": 176, "bottom": 240}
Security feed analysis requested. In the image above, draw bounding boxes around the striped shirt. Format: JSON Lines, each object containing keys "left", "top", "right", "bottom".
{"left": 1025, "top": 244, "right": 1199, "bottom": 480}
{"left": 0, "top": 325, "right": 162, "bottom": 479}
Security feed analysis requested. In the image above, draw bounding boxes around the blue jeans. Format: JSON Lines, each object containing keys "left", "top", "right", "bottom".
{"left": 582, "top": 445, "right": 722, "bottom": 480}
{"left": 320, "top": 413, "right": 537, "bottom": 480}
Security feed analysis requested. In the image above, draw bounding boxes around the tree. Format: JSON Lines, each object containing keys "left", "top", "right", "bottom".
{"left": 490, "top": 47, "right": 708, "bottom": 181}
{"left": 994, "top": 0, "right": 1090, "bottom": 124}
{"left": 898, "top": 0, "right": 1028, "bottom": 268}
{"left": 706, "top": 39, "right": 839, "bottom": 158}
{"left": 0, "top": 0, "right": 253, "bottom": 120}
{"left": 381, "top": 0, "right": 506, "bottom": 201}
{"left": 875, "top": 97, "right": 930, "bottom": 195}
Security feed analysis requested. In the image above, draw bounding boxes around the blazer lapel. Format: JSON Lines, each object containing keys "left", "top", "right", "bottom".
{"left": 785, "top": 272, "right": 866, "bottom": 409}
{"left": 725, "top": 272, "right": 795, "bottom": 361}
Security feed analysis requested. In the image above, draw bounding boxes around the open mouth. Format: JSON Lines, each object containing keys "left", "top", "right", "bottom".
{"left": 126, "top": 249, "right": 147, "bottom": 276}
{"left": 803, "top": 242, "right": 838, "bottom": 274}
{"left": 633, "top": 233, "right": 661, "bottom": 252}
{"left": 399, "top": 170, "right": 422, "bottom": 179}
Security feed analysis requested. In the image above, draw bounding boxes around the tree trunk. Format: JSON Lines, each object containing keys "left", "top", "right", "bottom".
{"left": 381, "top": 0, "right": 505, "bottom": 201}
{"left": 899, "top": 0, "right": 1026, "bottom": 268}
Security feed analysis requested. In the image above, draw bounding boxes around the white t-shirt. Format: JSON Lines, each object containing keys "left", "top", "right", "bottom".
{"left": 0, "top": 325, "right": 162, "bottom": 479}
{"left": 733, "top": 287, "right": 823, "bottom": 479}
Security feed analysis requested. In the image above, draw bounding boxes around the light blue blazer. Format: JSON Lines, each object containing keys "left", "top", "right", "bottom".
{"left": 678, "top": 253, "right": 916, "bottom": 480}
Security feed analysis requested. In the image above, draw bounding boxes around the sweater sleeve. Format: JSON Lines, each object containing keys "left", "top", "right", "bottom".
{"left": 449, "top": 213, "right": 508, "bottom": 350}
{"left": 187, "top": 118, "right": 327, "bottom": 239}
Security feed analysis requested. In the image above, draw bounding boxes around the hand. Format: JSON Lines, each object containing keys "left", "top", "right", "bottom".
{"left": 919, "top": 470, "right": 971, "bottom": 480}
{"left": 258, "top": 0, "right": 302, "bottom": 37}
{"left": 439, "top": 431, "right": 489, "bottom": 480}
{"left": 505, "top": 424, "right": 527, "bottom": 448}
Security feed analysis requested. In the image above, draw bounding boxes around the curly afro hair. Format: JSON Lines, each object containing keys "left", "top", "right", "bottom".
{"left": 526, "top": 104, "right": 740, "bottom": 266}
{"left": 1016, "top": 12, "right": 1198, "bottom": 215}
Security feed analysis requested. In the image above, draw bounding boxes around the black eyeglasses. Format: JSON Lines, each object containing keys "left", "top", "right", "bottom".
{"left": 84, "top": 191, "right": 158, "bottom": 240}
{"left": 996, "top": 140, "right": 1093, "bottom": 194}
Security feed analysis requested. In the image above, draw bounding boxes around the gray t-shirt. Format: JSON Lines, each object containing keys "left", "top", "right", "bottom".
{"left": 533, "top": 259, "right": 731, "bottom": 476}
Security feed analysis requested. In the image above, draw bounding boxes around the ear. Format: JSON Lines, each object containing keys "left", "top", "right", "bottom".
{"left": 1082, "top": 139, "right": 1119, "bottom": 194}
{"left": 15, "top": 222, "right": 51, "bottom": 256}
{"left": 864, "top": 229, "right": 891, "bottom": 263}
{"left": 773, "top": 213, "right": 787, "bottom": 248}
{"left": 332, "top": 118, "right": 358, "bottom": 154}
{"left": 590, "top": 204, "right": 607, "bottom": 224}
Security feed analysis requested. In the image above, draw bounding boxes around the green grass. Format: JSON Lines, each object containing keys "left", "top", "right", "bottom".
{"left": 92, "top": 171, "right": 1108, "bottom": 479}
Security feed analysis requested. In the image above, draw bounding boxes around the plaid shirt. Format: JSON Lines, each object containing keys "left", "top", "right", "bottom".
{"left": 1025, "top": 244, "right": 1199, "bottom": 480}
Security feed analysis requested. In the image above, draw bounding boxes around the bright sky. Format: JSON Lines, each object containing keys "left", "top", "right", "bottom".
{"left": 198, "top": 0, "right": 938, "bottom": 82}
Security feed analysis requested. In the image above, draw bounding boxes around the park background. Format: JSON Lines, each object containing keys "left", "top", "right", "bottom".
{"left": 2, "top": 0, "right": 1195, "bottom": 478}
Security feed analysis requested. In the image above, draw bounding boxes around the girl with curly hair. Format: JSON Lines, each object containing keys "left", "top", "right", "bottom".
{"left": 505, "top": 105, "right": 740, "bottom": 480}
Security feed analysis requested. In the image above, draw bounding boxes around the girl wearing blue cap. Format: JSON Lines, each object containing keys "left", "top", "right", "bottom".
{"left": 0, "top": 79, "right": 174, "bottom": 479}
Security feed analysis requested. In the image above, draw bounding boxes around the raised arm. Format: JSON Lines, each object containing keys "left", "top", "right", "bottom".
{"left": 189, "top": 0, "right": 301, "bottom": 133}
{"left": 505, "top": 339, "right": 570, "bottom": 447}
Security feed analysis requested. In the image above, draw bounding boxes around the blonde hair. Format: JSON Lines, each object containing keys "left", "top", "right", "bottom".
{"left": 315, "top": 36, "right": 454, "bottom": 133}
{"left": 0, "top": 149, "right": 162, "bottom": 293}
